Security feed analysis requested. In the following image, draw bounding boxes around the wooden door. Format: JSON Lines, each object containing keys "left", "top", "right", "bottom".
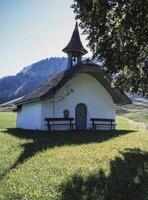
{"left": 75, "top": 103, "right": 87, "bottom": 130}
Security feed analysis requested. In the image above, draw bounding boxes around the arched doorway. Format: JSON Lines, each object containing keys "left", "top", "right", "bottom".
{"left": 75, "top": 103, "right": 87, "bottom": 130}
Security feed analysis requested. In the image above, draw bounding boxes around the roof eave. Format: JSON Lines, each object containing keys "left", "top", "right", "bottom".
{"left": 115, "top": 98, "right": 132, "bottom": 105}
{"left": 62, "top": 48, "right": 88, "bottom": 55}
{"left": 15, "top": 62, "right": 132, "bottom": 107}
{"left": 16, "top": 98, "right": 41, "bottom": 106}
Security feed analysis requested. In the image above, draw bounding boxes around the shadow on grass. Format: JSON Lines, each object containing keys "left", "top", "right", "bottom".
{"left": 1, "top": 128, "right": 135, "bottom": 180}
{"left": 60, "top": 148, "right": 148, "bottom": 200}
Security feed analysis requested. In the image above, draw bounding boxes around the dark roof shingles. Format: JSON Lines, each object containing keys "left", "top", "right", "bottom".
{"left": 18, "top": 71, "right": 65, "bottom": 103}
{"left": 62, "top": 22, "right": 87, "bottom": 55}
{"left": 17, "top": 60, "right": 131, "bottom": 105}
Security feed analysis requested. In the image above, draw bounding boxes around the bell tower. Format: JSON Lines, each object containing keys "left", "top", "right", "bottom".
{"left": 63, "top": 22, "right": 88, "bottom": 69}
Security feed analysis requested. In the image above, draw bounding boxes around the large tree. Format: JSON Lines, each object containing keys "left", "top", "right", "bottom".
{"left": 72, "top": 0, "right": 148, "bottom": 95}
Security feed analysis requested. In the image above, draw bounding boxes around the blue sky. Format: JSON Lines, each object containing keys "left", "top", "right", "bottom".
{"left": 0, "top": 0, "right": 90, "bottom": 77}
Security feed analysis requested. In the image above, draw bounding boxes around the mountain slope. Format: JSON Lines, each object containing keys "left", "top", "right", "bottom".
{"left": 0, "top": 57, "right": 67, "bottom": 104}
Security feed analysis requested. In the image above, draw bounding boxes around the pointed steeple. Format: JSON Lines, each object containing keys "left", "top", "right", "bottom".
{"left": 63, "top": 22, "right": 88, "bottom": 69}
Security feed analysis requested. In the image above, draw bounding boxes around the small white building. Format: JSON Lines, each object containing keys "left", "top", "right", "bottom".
{"left": 15, "top": 22, "right": 131, "bottom": 131}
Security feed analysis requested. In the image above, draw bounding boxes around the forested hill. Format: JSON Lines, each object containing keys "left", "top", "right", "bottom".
{"left": 0, "top": 57, "right": 67, "bottom": 104}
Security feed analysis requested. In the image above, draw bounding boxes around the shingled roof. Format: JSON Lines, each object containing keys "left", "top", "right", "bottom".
{"left": 16, "top": 59, "right": 131, "bottom": 106}
{"left": 62, "top": 22, "right": 88, "bottom": 55}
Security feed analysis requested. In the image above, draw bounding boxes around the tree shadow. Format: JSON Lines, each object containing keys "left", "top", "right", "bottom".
{"left": 1, "top": 128, "right": 135, "bottom": 180}
{"left": 60, "top": 148, "right": 148, "bottom": 200}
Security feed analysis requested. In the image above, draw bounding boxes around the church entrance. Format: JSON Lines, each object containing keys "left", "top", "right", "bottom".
{"left": 75, "top": 103, "right": 87, "bottom": 130}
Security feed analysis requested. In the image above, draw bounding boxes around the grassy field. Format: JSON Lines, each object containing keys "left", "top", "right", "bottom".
{"left": 0, "top": 112, "right": 148, "bottom": 200}
{"left": 117, "top": 103, "right": 148, "bottom": 124}
{"left": 0, "top": 112, "right": 16, "bottom": 129}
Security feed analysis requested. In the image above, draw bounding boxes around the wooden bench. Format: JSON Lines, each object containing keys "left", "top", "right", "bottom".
{"left": 90, "top": 118, "right": 116, "bottom": 131}
{"left": 45, "top": 118, "right": 74, "bottom": 131}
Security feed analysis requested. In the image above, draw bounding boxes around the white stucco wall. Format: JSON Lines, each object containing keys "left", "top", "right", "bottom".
{"left": 16, "top": 110, "right": 22, "bottom": 128}
{"left": 17, "top": 101, "right": 42, "bottom": 130}
{"left": 41, "top": 73, "right": 116, "bottom": 130}
{"left": 17, "top": 73, "right": 116, "bottom": 130}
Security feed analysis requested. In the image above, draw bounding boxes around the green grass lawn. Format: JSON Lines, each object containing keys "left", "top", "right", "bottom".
{"left": 0, "top": 112, "right": 16, "bottom": 129}
{"left": 0, "top": 112, "right": 148, "bottom": 200}
{"left": 117, "top": 104, "right": 148, "bottom": 124}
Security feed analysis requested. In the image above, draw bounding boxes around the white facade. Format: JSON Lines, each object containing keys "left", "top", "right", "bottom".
{"left": 17, "top": 101, "right": 42, "bottom": 130}
{"left": 17, "top": 73, "right": 116, "bottom": 130}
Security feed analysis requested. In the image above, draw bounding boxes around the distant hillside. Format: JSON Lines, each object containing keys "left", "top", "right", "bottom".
{"left": 0, "top": 57, "right": 67, "bottom": 104}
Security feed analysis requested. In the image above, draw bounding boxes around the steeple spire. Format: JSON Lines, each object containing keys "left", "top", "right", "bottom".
{"left": 63, "top": 22, "right": 88, "bottom": 69}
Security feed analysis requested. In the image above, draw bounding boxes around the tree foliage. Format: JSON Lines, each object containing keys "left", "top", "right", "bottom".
{"left": 72, "top": 0, "right": 148, "bottom": 95}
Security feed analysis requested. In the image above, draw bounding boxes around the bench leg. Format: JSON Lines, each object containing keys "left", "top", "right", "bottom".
{"left": 48, "top": 124, "right": 51, "bottom": 131}
{"left": 92, "top": 122, "right": 95, "bottom": 131}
